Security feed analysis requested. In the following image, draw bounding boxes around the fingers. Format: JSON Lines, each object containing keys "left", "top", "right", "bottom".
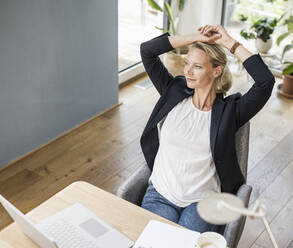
{"left": 198, "top": 24, "right": 222, "bottom": 34}
{"left": 202, "top": 25, "right": 210, "bottom": 34}
{"left": 198, "top": 25, "right": 208, "bottom": 33}
{"left": 197, "top": 26, "right": 204, "bottom": 32}
{"left": 197, "top": 24, "right": 224, "bottom": 44}
{"left": 198, "top": 24, "right": 219, "bottom": 36}
{"left": 205, "top": 26, "right": 219, "bottom": 35}
{"left": 205, "top": 33, "right": 221, "bottom": 45}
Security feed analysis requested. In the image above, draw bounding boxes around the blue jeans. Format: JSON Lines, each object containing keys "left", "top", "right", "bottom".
{"left": 141, "top": 181, "right": 223, "bottom": 233}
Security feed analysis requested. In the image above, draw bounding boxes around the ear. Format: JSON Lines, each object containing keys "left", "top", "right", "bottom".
{"left": 213, "top": 65, "right": 223, "bottom": 78}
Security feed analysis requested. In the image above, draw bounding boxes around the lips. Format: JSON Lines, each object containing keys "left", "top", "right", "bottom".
{"left": 186, "top": 77, "right": 196, "bottom": 81}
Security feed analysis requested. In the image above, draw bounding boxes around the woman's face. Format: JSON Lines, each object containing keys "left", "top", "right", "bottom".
{"left": 184, "top": 47, "right": 222, "bottom": 90}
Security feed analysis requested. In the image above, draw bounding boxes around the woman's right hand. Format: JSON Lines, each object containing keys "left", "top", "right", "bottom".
{"left": 197, "top": 24, "right": 235, "bottom": 49}
{"left": 194, "top": 29, "right": 222, "bottom": 44}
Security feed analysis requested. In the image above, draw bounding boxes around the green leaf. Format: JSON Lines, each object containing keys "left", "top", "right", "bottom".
{"left": 288, "top": 23, "right": 293, "bottom": 33}
{"left": 164, "top": 1, "right": 176, "bottom": 35}
{"left": 164, "top": 1, "right": 173, "bottom": 22}
{"left": 281, "top": 44, "right": 293, "bottom": 61}
{"left": 238, "top": 14, "right": 248, "bottom": 22}
{"left": 276, "top": 32, "right": 290, "bottom": 46}
{"left": 267, "top": 17, "right": 277, "bottom": 27}
{"left": 285, "top": 15, "right": 293, "bottom": 25}
{"left": 155, "top": 26, "right": 170, "bottom": 34}
{"left": 277, "top": 12, "right": 286, "bottom": 23}
{"left": 240, "top": 29, "right": 255, "bottom": 40}
{"left": 178, "top": 0, "right": 186, "bottom": 11}
{"left": 283, "top": 63, "right": 293, "bottom": 75}
{"left": 147, "top": 0, "right": 163, "bottom": 12}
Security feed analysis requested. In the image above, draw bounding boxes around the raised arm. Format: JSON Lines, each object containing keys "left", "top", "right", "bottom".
{"left": 235, "top": 54, "right": 275, "bottom": 128}
{"left": 140, "top": 32, "right": 175, "bottom": 96}
{"left": 199, "top": 24, "right": 275, "bottom": 128}
{"left": 223, "top": 30, "right": 275, "bottom": 128}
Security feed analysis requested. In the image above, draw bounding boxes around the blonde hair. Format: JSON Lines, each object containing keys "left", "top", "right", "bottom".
{"left": 189, "top": 42, "right": 232, "bottom": 96}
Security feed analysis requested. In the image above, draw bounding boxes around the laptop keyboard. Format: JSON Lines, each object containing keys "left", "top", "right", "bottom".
{"left": 41, "top": 218, "right": 100, "bottom": 248}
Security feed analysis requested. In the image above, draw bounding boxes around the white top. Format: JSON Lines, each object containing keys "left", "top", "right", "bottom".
{"left": 149, "top": 96, "right": 221, "bottom": 207}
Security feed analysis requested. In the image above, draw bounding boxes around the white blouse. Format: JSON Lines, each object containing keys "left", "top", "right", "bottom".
{"left": 149, "top": 96, "right": 221, "bottom": 207}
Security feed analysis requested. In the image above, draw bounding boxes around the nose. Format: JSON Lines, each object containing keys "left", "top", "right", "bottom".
{"left": 186, "top": 66, "right": 193, "bottom": 76}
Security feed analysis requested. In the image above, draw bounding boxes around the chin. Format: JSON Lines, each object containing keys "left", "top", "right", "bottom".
{"left": 187, "top": 83, "right": 195, "bottom": 90}
{"left": 186, "top": 80, "right": 199, "bottom": 89}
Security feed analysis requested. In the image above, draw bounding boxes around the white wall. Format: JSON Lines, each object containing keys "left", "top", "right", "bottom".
{"left": 171, "top": 0, "right": 223, "bottom": 35}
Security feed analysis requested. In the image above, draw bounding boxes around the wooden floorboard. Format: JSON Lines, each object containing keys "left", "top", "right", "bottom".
{"left": 255, "top": 194, "right": 293, "bottom": 248}
{"left": 238, "top": 146, "right": 293, "bottom": 247}
{"left": 0, "top": 70, "right": 292, "bottom": 248}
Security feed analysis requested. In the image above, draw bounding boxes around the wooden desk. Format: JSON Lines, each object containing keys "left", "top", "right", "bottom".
{"left": 0, "top": 181, "right": 185, "bottom": 247}
{"left": 0, "top": 240, "right": 13, "bottom": 248}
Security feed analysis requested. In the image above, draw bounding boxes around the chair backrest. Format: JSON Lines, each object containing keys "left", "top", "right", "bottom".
{"left": 235, "top": 121, "right": 250, "bottom": 180}
{"left": 223, "top": 121, "right": 251, "bottom": 248}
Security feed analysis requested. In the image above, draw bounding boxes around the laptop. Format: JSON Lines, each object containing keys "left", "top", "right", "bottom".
{"left": 0, "top": 194, "right": 134, "bottom": 248}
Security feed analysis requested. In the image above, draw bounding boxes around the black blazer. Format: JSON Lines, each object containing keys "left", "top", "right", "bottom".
{"left": 139, "top": 32, "right": 275, "bottom": 194}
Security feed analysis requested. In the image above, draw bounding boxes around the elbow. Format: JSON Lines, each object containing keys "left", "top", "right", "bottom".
{"left": 256, "top": 75, "right": 275, "bottom": 102}
{"left": 259, "top": 74, "right": 275, "bottom": 90}
{"left": 140, "top": 42, "right": 144, "bottom": 53}
{"left": 268, "top": 75, "right": 276, "bottom": 93}
{"left": 269, "top": 74, "right": 276, "bottom": 85}
{"left": 140, "top": 42, "right": 147, "bottom": 58}
{"left": 140, "top": 42, "right": 154, "bottom": 59}
{"left": 267, "top": 68, "right": 276, "bottom": 85}
{"left": 265, "top": 76, "right": 275, "bottom": 100}
{"left": 266, "top": 76, "right": 275, "bottom": 95}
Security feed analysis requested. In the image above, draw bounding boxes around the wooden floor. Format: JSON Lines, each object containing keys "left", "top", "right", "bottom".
{"left": 0, "top": 69, "right": 293, "bottom": 247}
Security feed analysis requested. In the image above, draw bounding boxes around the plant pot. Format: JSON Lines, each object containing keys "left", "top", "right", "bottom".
{"left": 255, "top": 37, "right": 272, "bottom": 54}
{"left": 283, "top": 74, "right": 293, "bottom": 94}
{"left": 278, "top": 74, "right": 293, "bottom": 99}
{"left": 163, "top": 49, "right": 187, "bottom": 77}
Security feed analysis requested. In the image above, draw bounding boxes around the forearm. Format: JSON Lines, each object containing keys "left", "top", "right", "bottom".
{"left": 225, "top": 39, "right": 253, "bottom": 63}
{"left": 169, "top": 33, "right": 254, "bottom": 63}
{"left": 168, "top": 34, "right": 197, "bottom": 49}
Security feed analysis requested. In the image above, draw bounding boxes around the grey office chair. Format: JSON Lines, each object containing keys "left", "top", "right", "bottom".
{"left": 117, "top": 122, "right": 252, "bottom": 248}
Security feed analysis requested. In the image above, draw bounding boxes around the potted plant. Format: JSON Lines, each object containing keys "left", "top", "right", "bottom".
{"left": 147, "top": 0, "right": 187, "bottom": 76}
{"left": 276, "top": 13, "right": 293, "bottom": 98}
{"left": 240, "top": 16, "right": 278, "bottom": 53}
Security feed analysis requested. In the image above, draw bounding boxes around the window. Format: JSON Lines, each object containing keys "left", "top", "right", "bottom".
{"left": 118, "top": 0, "right": 165, "bottom": 84}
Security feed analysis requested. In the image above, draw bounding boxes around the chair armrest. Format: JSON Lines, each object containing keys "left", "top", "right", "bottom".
{"left": 224, "top": 184, "right": 253, "bottom": 248}
{"left": 116, "top": 164, "right": 151, "bottom": 206}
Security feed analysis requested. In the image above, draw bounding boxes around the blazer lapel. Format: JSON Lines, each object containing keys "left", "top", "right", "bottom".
{"left": 144, "top": 87, "right": 194, "bottom": 134}
{"left": 143, "top": 84, "right": 224, "bottom": 158}
{"left": 210, "top": 93, "right": 224, "bottom": 157}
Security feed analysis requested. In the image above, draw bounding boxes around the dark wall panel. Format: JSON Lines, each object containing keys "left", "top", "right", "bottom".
{"left": 0, "top": 0, "right": 118, "bottom": 167}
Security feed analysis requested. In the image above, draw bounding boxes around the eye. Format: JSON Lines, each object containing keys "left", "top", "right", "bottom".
{"left": 184, "top": 61, "right": 201, "bottom": 68}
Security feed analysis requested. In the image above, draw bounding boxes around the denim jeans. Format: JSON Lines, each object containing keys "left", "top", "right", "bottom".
{"left": 141, "top": 181, "right": 223, "bottom": 233}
